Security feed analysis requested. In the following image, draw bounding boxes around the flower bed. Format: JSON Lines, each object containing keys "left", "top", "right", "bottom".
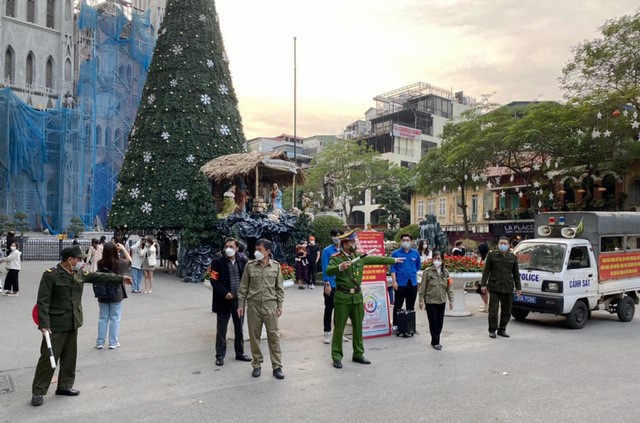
{"left": 281, "top": 263, "right": 296, "bottom": 280}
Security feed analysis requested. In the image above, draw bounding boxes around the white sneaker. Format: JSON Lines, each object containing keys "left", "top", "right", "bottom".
{"left": 323, "top": 332, "right": 331, "bottom": 344}
{"left": 309, "top": 284, "right": 314, "bottom": 289}
{"left": 392, "top": 325, "right": 398, "bottom": 334}
{"left": 109, "top": 343, "right": 121, "bottom": 349}
{"left": 479, "top": 304, "right": 489, "bottom": 313}
{"left": 342, "top": 336, "right": 349, "bottom": 342}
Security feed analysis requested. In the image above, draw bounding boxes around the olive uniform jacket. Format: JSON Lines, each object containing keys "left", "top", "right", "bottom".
{"left": 37, "top": 264, "right": 125, "bottom": 332}
{"left": 419, "top": 266, "right": 454, "bottom": 304}
{"left": 237, "top": 259, "right": 284, "bottom": 310}
{"left": 326, "top": 251, "right": 395, "bottom": 306}
{"left": 480, "top": 250, "right": 521, "bottom": 294}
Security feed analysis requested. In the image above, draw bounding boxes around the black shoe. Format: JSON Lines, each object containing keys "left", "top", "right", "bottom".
{"left": 273, "top": 368, "right": 285, "bottom": 380}
{"left": 252, "top": 367, "right": 261, "bottom": 378}
{"left": 235, "top": 355, "right": 252, "bottom": 362}
{"left": 352, "top": 357, "right": 371, "bottom": 365}
{"left": 215, "top": 358, "right": 224, "bottom": 366}
{"left": 432, "top": 344, "right": 442, "bottom": 350}
{"left": 333, "top": 360, "right": 343, "bottom": 369}
{"left": 298, "top": 285, "right": 305, "bottom": 290}
{"left": 497, "top": 330, "right": 510, "bottom": 338}
{"left": 31, "top": 395, "right": 43, "bottom": 406}
{"left": 489, "top": 331, "right": 497, "bottom": 338}
{"left": 55, "top": 388, "right": 80, "bottom": 396}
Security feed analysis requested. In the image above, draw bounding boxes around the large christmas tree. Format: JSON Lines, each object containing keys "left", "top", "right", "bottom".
{"left": 109, "top": 0, "right": 245, "bottom": 240}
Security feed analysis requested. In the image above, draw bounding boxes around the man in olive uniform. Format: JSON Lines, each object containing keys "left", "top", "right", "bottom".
{"left": 480, "top": 236, "right": 522, "bottom": 338}
{"left": 31, "top": 246, "right": 132, "bottom": 407}
{"left": 237, "top": 238, "right": 285, "bottom": 380}
{"left": 326, "top": 230, "right": 404, "bottom": 368}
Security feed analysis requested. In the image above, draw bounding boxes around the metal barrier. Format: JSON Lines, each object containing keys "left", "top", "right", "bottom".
{"left": 18, "top": 238, "right": 93, "bottom": 261}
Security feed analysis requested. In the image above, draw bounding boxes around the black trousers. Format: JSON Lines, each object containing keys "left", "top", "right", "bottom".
{"left": 215, "top": 310, "right": 245, "bottom": 359}
{"left": 393, "top": 284, "right": 418, "bottom": 326}
{"left": 4, "top": 269, "right": 19, "bottom": 292}
{"left": 308, "top": 261, "right": 318, "bottom": 285}
{"left": 425, "top": 303, "right": 446, "bottom": 345}
{"left": 323, "top": 288, "right": 335, "bottom": 332}
{"left": 488, "top": 291, "right": 513, "bottom": 332}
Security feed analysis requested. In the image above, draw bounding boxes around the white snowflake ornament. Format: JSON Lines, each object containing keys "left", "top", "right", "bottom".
{"left": 170, "top": 79, "right": 178, "bottom": 87}
{"left": 219, "top": 84, "right": 228, "bottom": 95}
{"left": 116, "top": 182, "right": 122, "bottom": 191}
{"left": 220, "top": 124, "right": 230, "bottom": 136}
{"left": 186, "top": 154, "right": 195, "bottom": 163}
{"left": 207, "top": 59, "right": 215, "bottom": 69}
{"left": 147, "top": 94, "right": 156, "bottom": 105}
{"left": 199, "top": 14, "right": 206, "bottom": 22}
{"left": 172, "top": 44, "right": 183, "bottom": 55}
{"left": 175, "top": 189, "right": 188, "bottom": 201}
{"left": 143, "top": 151, "right": 152, "bottom": 163}
{"left": 129, "top": 187, "right": 140, "bottom": 199}
{"left": 161, "top": 131, "right": 170, "bottom": 141}
{"left": 201, "top": 94, "right": 211, "bottom": 105}
{"left": 141, "top": 202, "right": 152, "bottom": 215}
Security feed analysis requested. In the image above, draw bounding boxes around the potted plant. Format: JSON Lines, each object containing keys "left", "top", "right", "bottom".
{"left": 280, "top": 263, "right": 296, "bottom": 284}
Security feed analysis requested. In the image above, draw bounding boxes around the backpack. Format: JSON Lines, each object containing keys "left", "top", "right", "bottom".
{"left": 92, "top": 267, "right": 121, "bottom": 301}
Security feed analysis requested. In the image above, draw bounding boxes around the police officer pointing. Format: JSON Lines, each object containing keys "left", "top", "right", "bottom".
{"left": 31, "top": 245, "right": 132, "bottom": 407}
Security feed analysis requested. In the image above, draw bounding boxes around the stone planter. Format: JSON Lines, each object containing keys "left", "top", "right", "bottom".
{"left": 445, "top": 272, "right": 483, "bottom": 317}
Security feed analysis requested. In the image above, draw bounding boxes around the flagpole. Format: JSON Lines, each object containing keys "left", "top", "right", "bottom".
{"left": 293, "top": 36, "right": 297, "bottom": 209}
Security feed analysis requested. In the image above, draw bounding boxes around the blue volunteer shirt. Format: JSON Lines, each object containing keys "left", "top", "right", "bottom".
{"left": 321, "top": 244, "right": 340, "bottom": 288}
{"left": 390, "top": 248, "right": 421, "bottom": 287}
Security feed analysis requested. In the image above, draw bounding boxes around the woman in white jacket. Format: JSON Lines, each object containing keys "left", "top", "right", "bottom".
{"left": 129, "top": 238, "right": 145, "bottom": 293}
{"left": 1, "top": 241, "right": 21, "bottom": 296}
{"left": 141, "top": 236, "right": 157, "bottom": 294}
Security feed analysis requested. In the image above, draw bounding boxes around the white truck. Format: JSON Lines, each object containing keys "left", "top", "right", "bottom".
{"left": 511, "top": 212, "right": 640, "bottom": 329}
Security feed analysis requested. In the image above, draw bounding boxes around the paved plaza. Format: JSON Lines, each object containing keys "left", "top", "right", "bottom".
{"left": 1, "top": 261, "right": 638, "bottom": 422}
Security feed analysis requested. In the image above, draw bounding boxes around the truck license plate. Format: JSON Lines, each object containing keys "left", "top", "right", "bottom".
{"left": 514, "top": 294, "right": 536, "bottom": 304}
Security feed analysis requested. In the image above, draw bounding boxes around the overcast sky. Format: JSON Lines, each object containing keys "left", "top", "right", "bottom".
{"left": 215, "top": 0, "right": 639, "bottom": 140}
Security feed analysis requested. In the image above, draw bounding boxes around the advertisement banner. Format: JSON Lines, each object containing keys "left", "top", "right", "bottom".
{"left": 356, "top": 231, "right": 391, "bottom": 338}
{"left": 599, "top": 252, "right": 640, "bottom": 280}
{"left": 392, "top": 123, "right": 422, "bottom": 140}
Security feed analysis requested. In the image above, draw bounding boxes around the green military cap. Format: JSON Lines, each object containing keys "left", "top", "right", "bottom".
{"left": 60, "top": 245, "right": 86, "bottom": 260}
{"left": 337, "top": 229, "right": 356, "bottom": 243}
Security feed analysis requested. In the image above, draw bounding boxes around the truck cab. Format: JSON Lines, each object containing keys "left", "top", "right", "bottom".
{"left": 511, "top": 212, "right": 640, "bottom": 329}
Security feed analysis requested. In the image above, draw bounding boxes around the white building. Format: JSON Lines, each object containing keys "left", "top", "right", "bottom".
{"left": 2, "top": 0, "right": 76, "bottom": 107}
{"left": 345, "top": 82, "right": 475, "bottom": 228}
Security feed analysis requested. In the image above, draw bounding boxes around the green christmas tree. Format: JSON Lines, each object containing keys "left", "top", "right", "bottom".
{"left": 109, "top": 0, "right": 245, "bottom": 242}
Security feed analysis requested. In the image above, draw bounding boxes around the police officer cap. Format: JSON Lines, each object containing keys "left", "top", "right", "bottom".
{"left": 337, "top": 229, "right": 356, "bottom": 243}
{"left": 61, "top": 245, "right": 86, "bottom": 260}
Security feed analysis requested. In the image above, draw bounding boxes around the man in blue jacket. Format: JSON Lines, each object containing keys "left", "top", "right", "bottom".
{"left": 211, "top": 237, "right": 252, "bottom": 366}
{"left": 390, "top": 233, "right": 422, "bottom": 332}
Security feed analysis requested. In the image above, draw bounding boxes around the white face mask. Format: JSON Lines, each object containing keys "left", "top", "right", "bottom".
{"left": 332, "top": 237, "right": 340, "bottom": 245}
{"left": 10, "top": 246, "right": 16, "bottom": 251}
{"left": 309, "top": 241, "right": 315, "bottom": 245}
{"left": 401, "top": 241, "right": 411, "bottom": 249}
{"left": 74, "top": 260, "right": 84, "bottom": 271}
{"left": 254, "top": 251, "right": 265, "bottom": 261}
{"left": 433, "top": 260, "right": 442, "bottom": 268}
{"left": 225, "top": 247, "right": 236, "bottom": 257}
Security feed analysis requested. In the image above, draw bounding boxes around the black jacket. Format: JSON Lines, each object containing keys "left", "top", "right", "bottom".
{"left": 211, "top": 254, "right": 248, "bottom": 314}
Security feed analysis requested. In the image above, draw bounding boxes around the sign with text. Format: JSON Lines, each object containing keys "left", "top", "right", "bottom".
{"left": 392, "top": 123, "right": 422, "bottom": 141}
{"left": 356, "top": 231, "right": 391, "bottom": 338}
{"left": 599, "top": 252, "right": 640, "bottom": 280}
{"left": 261, "top": 158, "right": 298, "bottom": 173}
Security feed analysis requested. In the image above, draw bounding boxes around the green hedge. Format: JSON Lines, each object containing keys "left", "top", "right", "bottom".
{"left": 310, "top": 215, "right": 345, "bottom": 247}
{"left": 394, "top": 224, "right": 420, "bottom": 243}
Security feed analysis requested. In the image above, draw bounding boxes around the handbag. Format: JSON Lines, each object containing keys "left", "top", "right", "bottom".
{"left": 147, "top": 249, "right": 157, "bottom": 267}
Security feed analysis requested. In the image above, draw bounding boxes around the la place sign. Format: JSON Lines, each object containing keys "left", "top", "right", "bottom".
{"left": 262, "top": 158, "right": 298, "bottom": 173}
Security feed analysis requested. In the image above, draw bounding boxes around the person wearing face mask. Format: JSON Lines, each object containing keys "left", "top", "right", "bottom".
{"left": 480, "top": 237, "right": 522, "bottom": 339}
{"left": 237, "top": 238, "right": 285, "bottom": 380}
{"left": 418, "top": 252, "right": 453, "bottom": 350}
{"left": 306, "top": 236, "right": 320, "bottom": 288}
{"left": 390, "top": 234, "right": 422, "bottom": 334}
{"left": 327, "top": 230, "right": 405, "bottom": 369}
{"left": 210, "top": 238, "right": 251, "bottom": 366}
{"left": 320, "top": 228, "right": 347, "bottom": 344}
{"left": 30, "top": 245, "right": 132, "bottom": 407}
{"left": 0, "top": 241, "right": 21, "bottom": 296}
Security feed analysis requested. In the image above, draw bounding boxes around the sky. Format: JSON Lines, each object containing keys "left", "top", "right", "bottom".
{"left": 214, "top": 0, "right": 639, "bottom": 140}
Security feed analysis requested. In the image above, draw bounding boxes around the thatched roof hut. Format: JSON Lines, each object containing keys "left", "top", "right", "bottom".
{"left": 200, "top": 151, "right": 306, "bottom": 187}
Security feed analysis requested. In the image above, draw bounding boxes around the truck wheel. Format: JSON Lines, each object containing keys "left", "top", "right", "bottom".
{"left": 617, "top": 296, "right": 635, "bottom": 322}
{"left": 511, "top": 308, "right": 529, "bottom": 321}
{"left": 566, "top": 301, "right": 588, "bottom": 329}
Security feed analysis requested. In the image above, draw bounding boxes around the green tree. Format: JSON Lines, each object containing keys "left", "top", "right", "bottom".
{"left": 561, "top": 11, "right": 640, "bottom": 113}
{"left": 304, "top": 139, "right": 387, "bottom": 221}
{"left": 0, "top": 214, "right": 11, "bottom": 236}
{"left": 14, "top": 212, "right": 29, "bottom": 236}
{"left": 310, "top": 215, "right": 345, "bottom": 247}
{"left": 109, "top": 0, "right": 245, "bottom": 246}
{"left": 68, "top": 216, "right": 86, "bottom": 237}
{"left": 375, "top": 166, "right": 414, "bottom": 229}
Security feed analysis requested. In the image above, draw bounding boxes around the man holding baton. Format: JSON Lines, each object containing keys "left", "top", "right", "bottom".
{"left": 31, "top": 245, "right": 132, "bottom": 407}
{"left": 326, "top": 230, "right": 404, "bottom": 369}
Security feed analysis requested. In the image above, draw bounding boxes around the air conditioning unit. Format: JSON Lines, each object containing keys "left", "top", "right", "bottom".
{"left": 483, "top": 212, "right": 490, "bottom": 219}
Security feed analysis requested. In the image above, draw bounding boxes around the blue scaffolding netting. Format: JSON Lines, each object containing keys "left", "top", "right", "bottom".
{"left": 0, "top": 0, "right": 156, "bottom": 233}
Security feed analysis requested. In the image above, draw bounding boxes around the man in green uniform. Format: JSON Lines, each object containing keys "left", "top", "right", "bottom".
{"left": 480, "top": 236, "right": 522, "bottom": 339}
{"left": 326, "top": 230, "right": 404, "bottom": 368}
{"left": 31, "top": 245, "right": 132, "bottom": 407}
{"left": 237, "top": 238, "right": 285, "bottom": 380}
